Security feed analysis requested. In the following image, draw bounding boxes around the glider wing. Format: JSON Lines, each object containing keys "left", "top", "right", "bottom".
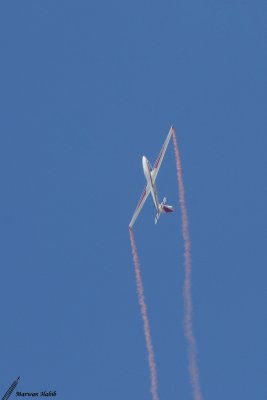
{"left": 152, "top": 126, "right": 173, "bottom": 182}
{"left": 129, "top": 184, "right": 151, "bottom": 228}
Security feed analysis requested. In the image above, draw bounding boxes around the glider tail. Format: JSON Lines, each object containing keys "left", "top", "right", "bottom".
{"left": 155, "top": 197, "right": 174, "bottom": 224}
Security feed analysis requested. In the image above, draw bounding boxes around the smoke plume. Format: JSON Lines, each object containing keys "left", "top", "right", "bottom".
{"left": 172, "top": 128, "right": 203, "bottom": 400}
{"left": 129, "top": 228, "right": 160, "bottom": 400}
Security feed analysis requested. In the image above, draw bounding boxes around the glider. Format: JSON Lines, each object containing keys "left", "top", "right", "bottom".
{"left": 129, "top": 126, "right": 174, "bottom": 228}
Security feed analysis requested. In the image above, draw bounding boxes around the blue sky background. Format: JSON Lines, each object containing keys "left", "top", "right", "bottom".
{"left": 0, "top": 1, "right": 266, "bottom": 399}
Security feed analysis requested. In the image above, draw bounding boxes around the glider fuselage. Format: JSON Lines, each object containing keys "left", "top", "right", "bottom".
{"left": 142, "top": 156, "right": 160, "bottom": 212}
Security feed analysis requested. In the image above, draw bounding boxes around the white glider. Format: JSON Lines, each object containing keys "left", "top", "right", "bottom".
{"left": 129, "top": 126, "right": 174, "bottom": 228}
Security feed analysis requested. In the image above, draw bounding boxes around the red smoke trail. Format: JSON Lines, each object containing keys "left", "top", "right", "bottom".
{"left": 129, "top": 228, "right": 160, "bottom": 400}
{"left": 172, "top": 128, "right": 203, "bottom": 400}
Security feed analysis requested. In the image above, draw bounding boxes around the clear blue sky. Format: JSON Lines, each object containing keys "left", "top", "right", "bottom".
{"left": 0, "top": 2, "right": 266, "bottom": 399}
